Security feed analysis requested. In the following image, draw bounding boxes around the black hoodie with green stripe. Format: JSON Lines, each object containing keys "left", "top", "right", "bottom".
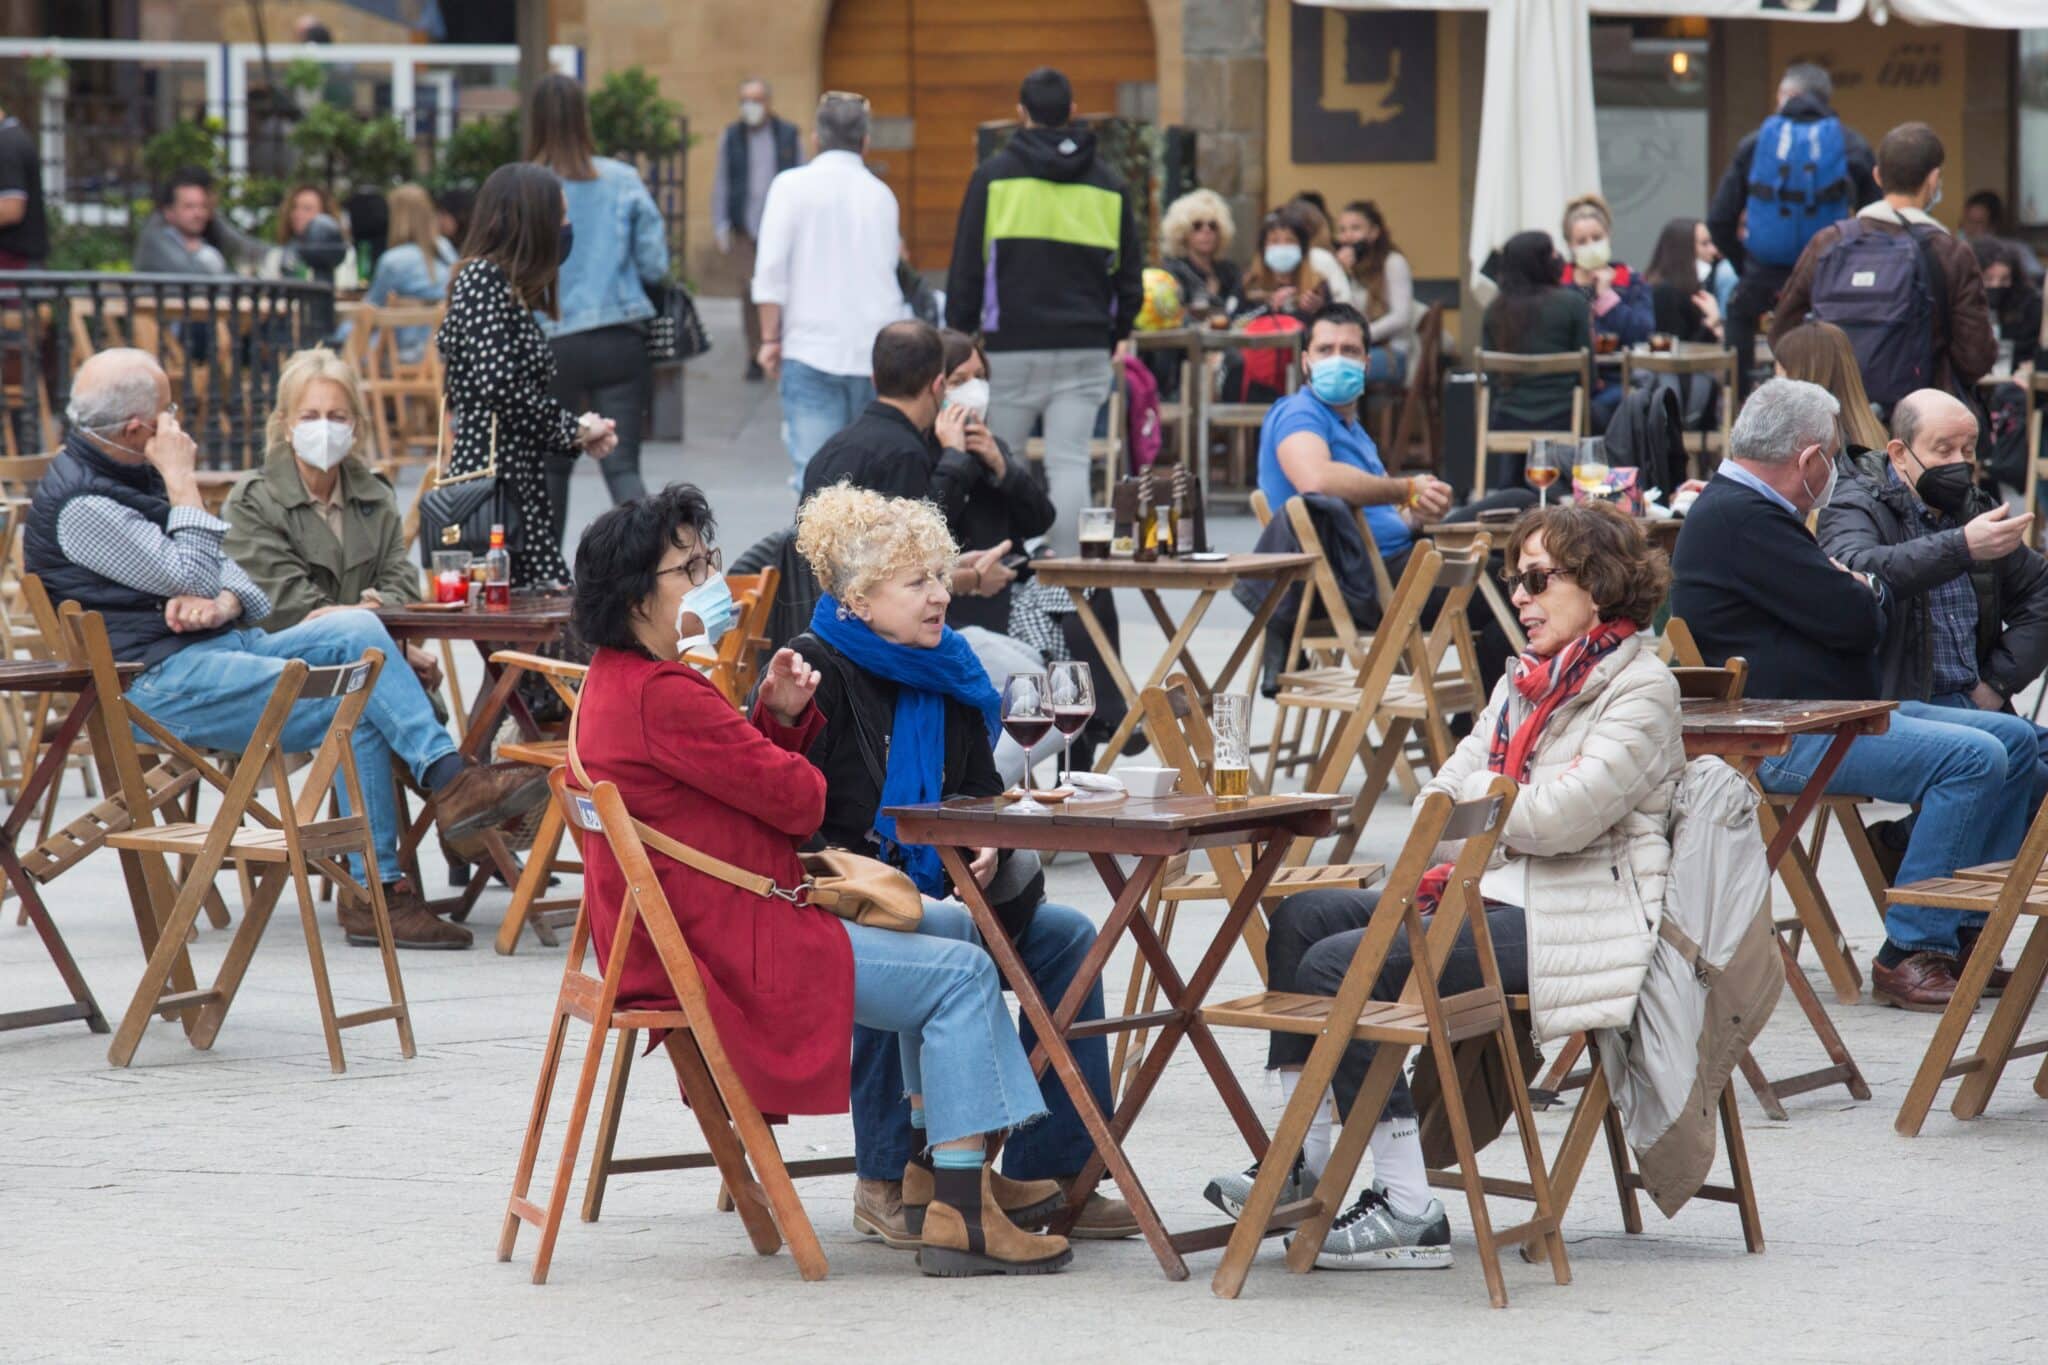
{"left": 943, "top": 125, "right": 1145, "bottom": 353}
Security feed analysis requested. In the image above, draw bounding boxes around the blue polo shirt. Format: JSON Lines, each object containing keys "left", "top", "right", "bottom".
{"left": 1255, "top": 391, "right": 1414, "bottom": 560}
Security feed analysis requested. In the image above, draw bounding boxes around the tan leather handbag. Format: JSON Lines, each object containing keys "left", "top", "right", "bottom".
{"left": 567, "top": 698, "right": 923, "bottom": 932}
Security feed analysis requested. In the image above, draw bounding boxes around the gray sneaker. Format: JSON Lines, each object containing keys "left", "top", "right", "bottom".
{"left": 1291, "top": 1183, "right": 1453, "bottom": 1270}
{"left": 1203, "top": 1152, "right": 1312, "bottom": 1219}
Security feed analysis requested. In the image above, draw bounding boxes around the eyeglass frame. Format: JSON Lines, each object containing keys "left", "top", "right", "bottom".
{"left": 1500, "top": 565, "right": 1574, "bottom": 598}
{"left": 655, "top": 545, "right": 724, "bottom": 588}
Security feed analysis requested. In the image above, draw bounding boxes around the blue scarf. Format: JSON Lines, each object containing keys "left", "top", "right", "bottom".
{"left": 810, "top": 594, "right": 1002, "bottom": 896}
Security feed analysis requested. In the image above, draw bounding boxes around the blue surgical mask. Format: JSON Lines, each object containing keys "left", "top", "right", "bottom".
{"left": 1263, "top": 242, "right": 1303, "bottom": 275}
{"left": 677, "top": 572, "right": 735, "bottom": 649}
{"left": 1307, "top": 354, "right": 1367, "bottom": 407}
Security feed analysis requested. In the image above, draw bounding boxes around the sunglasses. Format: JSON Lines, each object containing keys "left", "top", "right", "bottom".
{"left": 1501, "top": 566, "right": 1572, "bottom": 597}
{"left": 1190, "top": 220, "right": 1219, "bottom": 231}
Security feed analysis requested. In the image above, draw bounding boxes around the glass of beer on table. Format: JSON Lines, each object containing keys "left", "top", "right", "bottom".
{"left": 1079, "top": 507, "right": 1114, "bottom": 560}
{"left": 1210, "top": 693, "right": 1252, "bottom": 803}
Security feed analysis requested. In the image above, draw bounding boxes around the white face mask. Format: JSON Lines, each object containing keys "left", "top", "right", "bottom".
{"left": 942, "top": 377, "right": 991, "bottom": 419}
{"left": 739, "top": 100, "right": 766, "bottom": 127}
{"left": 1800, "top": 446, "right": 1839, "bottom": 512}
{"left": 1573, "top": 236, "right": 1612, "bottom": 272}
{"left": 291, "top": 418, "right": 353, "bottom": 471}
{"left": 1696, "top": 257, "right": 1714, "bottom": 284}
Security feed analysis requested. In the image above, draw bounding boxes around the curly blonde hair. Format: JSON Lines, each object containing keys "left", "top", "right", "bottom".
{"left": 1161, "top": 188, "right": 1235, "bottom": 259}
{"left": 265, "top": 347, "right": 371, "bottom": 464}
{"left": 796, "top": 482, "right": 958, "bottom": 604}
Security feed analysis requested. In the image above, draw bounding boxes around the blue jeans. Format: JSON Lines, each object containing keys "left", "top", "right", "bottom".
{"left": 778, "top": 358, "right": 874, "bottom": 478}
{"left": 1926, "top": 691, "right": 2048, "bottom": 811}
{"left": 852, "top": 900, "right": 1111, "bottom": 1181}
{"left": 1756, "top": 699, "right": 2035, "bottom": 953}
{"left": 122, "top": 610, "right": 457, "bottom": 880}
{"left": 1365, "top": 344, "right": 1405, "bottom": 385}
{"left": 844, "top": 907, "right": 1048, "bottom": 1151}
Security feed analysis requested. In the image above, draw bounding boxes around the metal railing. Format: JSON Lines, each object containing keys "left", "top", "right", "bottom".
{"left": 0, "top": 272, "right": 332, "bottom": 468}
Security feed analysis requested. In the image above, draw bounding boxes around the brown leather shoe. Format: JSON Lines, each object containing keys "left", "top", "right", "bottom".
{"left": 902, "top": 1156, "right": 1063, "bottom": 1236}
{"left": 341, "top": 878, "right": 472, "bottom": 950}
{"left": 917, "top": 1164, "right": 1072, "bottom": 1277}
{"left": 1056, "top": 1176, "right": 1140, "bottom": 1240}
{"left": 852, "top": 1178, "right": 916, "bottom": 1249}
{"left": 433, "top": 759, "right": 549, "bottom": 858}
{"left": 1957, "top": 927, "right": 2013, "bottom": 997}
{"left": 1871, "top": 950, "right": 1961, "bottom": 1012}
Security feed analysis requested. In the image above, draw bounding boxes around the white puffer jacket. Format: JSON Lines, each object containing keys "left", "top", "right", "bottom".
{"left": 1420, "top": 633, "right": 1684, "bottom": 1042}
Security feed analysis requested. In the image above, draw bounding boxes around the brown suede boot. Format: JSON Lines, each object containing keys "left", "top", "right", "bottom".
{"left": 340, "top": 878, "right": 472, "bottom": 950}
{"left": 432, "top": 759, "right": 549, "bottom": 858}
{"left": 902, "top": 1153, "right": 1064, "bottom": 1236}
{"left": 852, "top": 1178, "right": 916, "bottom": 1249}
{"left": 916, "top": 1162, "right": 1072, "bottom": 1277}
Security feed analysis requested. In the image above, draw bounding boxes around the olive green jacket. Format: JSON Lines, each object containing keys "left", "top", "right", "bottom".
{"left": 223, "top": 447, "right": 421, "bottom": 631}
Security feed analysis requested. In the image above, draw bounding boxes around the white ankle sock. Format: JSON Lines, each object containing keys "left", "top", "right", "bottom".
{"left": 1369, "top": 1117, "right": 1431, "bottom": 1217}
{"left": 1277, "top": 1071, "right": 1337, "bottom": 1180}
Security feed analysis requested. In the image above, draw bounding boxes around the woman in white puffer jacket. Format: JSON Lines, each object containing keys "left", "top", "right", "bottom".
{"left": 1204, "top": 501, "right": 1683, "bottom": 1272}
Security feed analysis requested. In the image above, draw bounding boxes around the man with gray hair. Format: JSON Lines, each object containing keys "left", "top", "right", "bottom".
{"left": 1672, "top": 378, "right": 2033, "bottom": 1010}
{"left": 711, "top": 77, "right": 802, "bottom": 382}
{"left": 24, "top": 349, "right": 547, "bottom": 951}
{"left": 751, "top": 90, "right": 903, "bottom": 482}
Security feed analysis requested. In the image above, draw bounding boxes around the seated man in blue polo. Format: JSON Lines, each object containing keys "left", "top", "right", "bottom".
{"left": 25, "top": 348, "right": 547, "bottom": 951}
{"left": 1255, "top": 301, "right": 1530, "bottom": 687}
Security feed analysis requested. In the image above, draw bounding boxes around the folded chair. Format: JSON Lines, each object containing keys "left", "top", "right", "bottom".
{"left": 499, "top": 770, "right": 852, "bottom": 1284}
{"left": 489, "top": 651, "right": 588, "bottom": 954}
{"left": 1205, "top": 776, "right": 1570, "bottom": 1306}
{"left": 103, "top": 648, "right": 414, "bottom": 1071}
{"left": 1263, "top": 497, "right": 1397, "bottom": 783}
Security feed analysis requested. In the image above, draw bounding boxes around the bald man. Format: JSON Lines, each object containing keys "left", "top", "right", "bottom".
{"left": 26, "top": 349, "right": 544, "bottom": 950}
{"left": 1818, "top": 387, "right": 2048, "bottom": 1003}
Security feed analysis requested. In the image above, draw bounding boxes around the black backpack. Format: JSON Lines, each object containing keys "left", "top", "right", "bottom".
{"left": 1603, "top": 383, "right": 1687, "bottom": 503}
{"left": 1807, "top": 216, "right": 1948, "bottom": 408}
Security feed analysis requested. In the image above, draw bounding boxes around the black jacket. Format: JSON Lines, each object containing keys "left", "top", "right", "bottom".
{"left": 788, "top": 632, "right": 1044, "bottom": 937}
{"left": 801, "top": 400, "right": 1056, "bottom": 633}
{"left": 944, "top": 125, "right": 1145, "bottom": 352}
{"left": 1707, "top": 93, "right": 1879, "bottom": 277}
{"left": 1669, "top": 473, "right": 1890, "bottom": 700}
{"left": 1817, "top": 448, "right": 2048, "bottom": 702}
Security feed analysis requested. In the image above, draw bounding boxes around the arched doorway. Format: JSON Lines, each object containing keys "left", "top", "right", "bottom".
{"left": 822, "top": 0, "right": 1159, "bottom": 272}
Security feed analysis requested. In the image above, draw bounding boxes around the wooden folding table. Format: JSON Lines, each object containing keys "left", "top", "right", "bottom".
{"left": 888, "top": 790, "right": 1345, "bottom": 1281}
{"left": 1682, "top": 697, "right": 1894, "bottom": 1119}
{"left": 1030, "top": 553, "right": 1316, "bottom": 775}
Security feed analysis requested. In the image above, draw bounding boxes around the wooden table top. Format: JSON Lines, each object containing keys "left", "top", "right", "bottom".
{"left": 1032, "top": 552, "right": 1317, "bottom": 591}
{"left": 889, "top": 791, "right": 1346, "bottom": 855}
{"left": 375, "top": 593, "right": 571, "bottom": 642}
{"left": 0, "top": 658, "right": 143, "bottom": 693}
{"left": 1680, "top": 698, "right": 1896, "bottom": 737}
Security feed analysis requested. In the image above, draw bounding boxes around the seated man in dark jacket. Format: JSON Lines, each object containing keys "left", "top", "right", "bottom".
{"left": 1670, "top": 378, "right": 2034, "bottom": 1011}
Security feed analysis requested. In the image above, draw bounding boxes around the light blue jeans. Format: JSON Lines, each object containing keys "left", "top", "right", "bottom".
{"left": 844, "top": 900, "right": 1050, "bottom": 1150}
{"left": 123, "top": 609, "right": 458, "bottom": 880}
{"left": 1756, "top": 699, "right": 2035, "bottom": 953}
{"left": 779, "top": 358, "right": 875, "bottom": 480}
{"left": 985, "top": 348, "right": 1114, "bottom": 555}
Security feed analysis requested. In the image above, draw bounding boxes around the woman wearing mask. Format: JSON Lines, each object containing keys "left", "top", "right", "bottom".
{"left": 1242, "top": 212, "right": 1329, "bottom": 321}
{"left": 1695, "top": 219, "right": 1737, "bottom": 321}
{"left": 1334, "top": 200, "right": 1415, "bottom": 383}
{"left": 1560, "top": 194, "right": 1651, "bottom": 426}
{"left": 525, "top": 74, "right": 671, "bottom": 553}
{"left": 1284, "top": 196, "right": 1358, "bottom": 308}
{"left": 936, "top": 330, "right": 1056, "bottom": 635}
{"left": 361, "top": 183, "right": 458, "bottom": 363}
{"left": 1481, "top": 231, "right": 1593, "bottom": 448}
{"left": 787, "top": 483, "right": 1136, "bottom": 1249}
{"left": 1970, "top": 238, "right": 2040, "bottom": 493}
{"left": 436, "top": 162, "right": 619, "bottom": 589}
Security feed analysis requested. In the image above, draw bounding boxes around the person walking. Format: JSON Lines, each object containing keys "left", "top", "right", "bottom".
{"left": 711, "top": 77, "right": 803, "bottom": 382}
{"left": 751, "top": 92, "right": 902, "bottom": 484}
{"left": 944, "top": 67, "right": 1144, "bottom": 554}
{"left": 0, "top": 97, "right": 50, "bottom": 269}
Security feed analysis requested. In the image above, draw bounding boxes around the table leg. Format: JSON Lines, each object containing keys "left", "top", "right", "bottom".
{"left": 1142, "top": 589, "right": 1217, "bottom": 702}
{"left": 1210, "top": 566, "right": 1305, "bottom": 697}
{"left": 407, "top": 656, "right": 527, "bottom": 915}
{"left": 0, "top": 688, "right": 108, "bottom": 1034}
{"left": 1065, "top": 587, "right": 1142, "bottom": 774}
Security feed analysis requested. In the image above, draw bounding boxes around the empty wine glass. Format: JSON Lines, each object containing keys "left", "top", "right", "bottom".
{"left": 1048, "top": 661, "right": 1095, "bottom": 787}
{"left": 1000, "top": 672, "right": 1052, "bottom": 811}
{"left": 1527, "top": 439, "right": 1563, "bottom": 507}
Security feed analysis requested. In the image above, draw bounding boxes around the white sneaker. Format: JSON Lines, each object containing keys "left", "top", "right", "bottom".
{"left": 1291, "top": 1183, "right": 1453, "bottom": 1270}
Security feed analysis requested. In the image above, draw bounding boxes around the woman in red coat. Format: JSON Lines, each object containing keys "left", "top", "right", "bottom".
{"left": 568, "top": 484, "right": 1070, "bottom": 1277}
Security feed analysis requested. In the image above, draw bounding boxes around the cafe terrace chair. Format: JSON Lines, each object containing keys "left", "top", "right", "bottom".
{"left": 1204, "top": 775, "right": 1571, "bottom": 1307}
{"left": 1621, "top": 344, "right": 1737, "bottom": 476}
{"left": 1209, "top": 327, "right": 1306, "bottom": 488}
{"left": 499, "top": 769, "right": 853, "bottom": 1284}
{"left": 681, "top": 569, "right": 777, "bottom": 709}
{"left": 344, "top": 299, "right": 447, "bottom": 474}
{"left": 1375, "top": 534, "right": 1491, "bottom": 775}
{"left": 1471, "top": 350, "right": 1590, "bottom": 498}
{"left": 488, "top": 651, "right": 589, "bottom": 955}
{"left": 1378, "top": 302, "right": 1447, "bottom": 471}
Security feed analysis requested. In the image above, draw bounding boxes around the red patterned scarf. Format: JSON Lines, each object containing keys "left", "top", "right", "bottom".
{"left": 1489, "top": 618, "right": 1637, "bottom": 782}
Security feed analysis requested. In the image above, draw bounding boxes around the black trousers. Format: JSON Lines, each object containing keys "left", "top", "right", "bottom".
{"left": 1264, "top": 889, "right": 1530, "bottom": 1124}
{"left": 546, "top": 323, "right": 652, "bottom": 551}
{"left": 1726, "top": 264, "right": 1792, "bottom": 404}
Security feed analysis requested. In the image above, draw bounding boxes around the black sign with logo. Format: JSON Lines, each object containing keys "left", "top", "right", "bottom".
{"left": 1291, "top": 6, "right": 1436, "bottom": 166}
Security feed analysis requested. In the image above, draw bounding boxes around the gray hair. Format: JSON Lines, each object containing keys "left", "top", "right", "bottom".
{"left": 1779, "top": 62, "right": 1833, "bottom": 105}
{"left": 1728, "top": 377, "right": 1840, "bottom": 465}
{"left": 739, "top": 76, "right": 770, "bottom": 97}
{"left": 65, "top": 348, "right": 164, "bottom": 431}
{"left": 816, "top": 93, "right": 869, "bottom": 154}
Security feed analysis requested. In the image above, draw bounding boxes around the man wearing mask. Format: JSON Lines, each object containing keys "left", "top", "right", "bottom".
{"left": 711, "top": 77, "right": 802, "bottom": 382}
{"left": 1672, "top": 379, "right": 2037, "bottom": 1011}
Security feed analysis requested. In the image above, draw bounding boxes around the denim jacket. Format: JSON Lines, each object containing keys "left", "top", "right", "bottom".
{"left": 362, "top": 238, "right": 456, "bottom": 361}
{"left": 540, "top": 157, "right": 669, "bottom": 339}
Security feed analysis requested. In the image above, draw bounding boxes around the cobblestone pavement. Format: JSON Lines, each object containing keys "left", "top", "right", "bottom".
{"left": 5, "top": 302, "right": 2045, "bottom": 1363}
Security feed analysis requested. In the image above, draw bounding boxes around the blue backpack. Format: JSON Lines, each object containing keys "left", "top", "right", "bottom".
{"left": 1744, "top": 114, "right": 1851, "bottom": 268}
{"left": 1807, "top": 217, "right": 1944, "bottom": 408}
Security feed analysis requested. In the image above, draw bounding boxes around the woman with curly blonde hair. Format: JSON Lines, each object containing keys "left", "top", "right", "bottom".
{"left": 1160, "top": 187, "right": 1243, "bottom": 317}
{"left": 789, "top": 482, "right": 1136, "bottom": 1249}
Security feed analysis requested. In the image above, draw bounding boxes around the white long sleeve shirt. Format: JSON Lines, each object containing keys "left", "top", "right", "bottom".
{"left": 749, "top": 149, "right": 903, "bottom": 378}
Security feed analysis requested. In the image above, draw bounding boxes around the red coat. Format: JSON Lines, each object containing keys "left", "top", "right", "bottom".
{"left": 575, "top": 648, "right": 854, "bottom": 1117}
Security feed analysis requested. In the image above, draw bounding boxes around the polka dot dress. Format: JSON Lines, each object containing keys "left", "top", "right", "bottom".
{"left": 437, "top": 258, "right": 584, "bottom": 588}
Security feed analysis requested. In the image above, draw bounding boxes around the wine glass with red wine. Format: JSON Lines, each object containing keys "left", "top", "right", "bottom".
{"left": 1000, "top": 672, "right": 1053, "bottom": 810}
{"left": 1048, "top": 661, "right": 1095, "bottom": 787}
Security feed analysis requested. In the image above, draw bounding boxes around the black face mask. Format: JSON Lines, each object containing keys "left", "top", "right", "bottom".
{"left": 1910, "top": 453, "right": 1979, "bottom": 521}
{"left": 556, "top": 222, "right": 575, "bottom": 266}
{"left": 1986, "top": 286, "right": 2011, "bottom": 315}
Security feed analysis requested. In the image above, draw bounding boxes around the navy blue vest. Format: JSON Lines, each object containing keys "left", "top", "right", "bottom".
{"left": 722, "top": 117, "right": 800, "bottom": 236}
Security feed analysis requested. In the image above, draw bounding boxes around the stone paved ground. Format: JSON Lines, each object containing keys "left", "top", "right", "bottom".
{"left": 6, "top": 301, "right": 2047, "bottom": 1363}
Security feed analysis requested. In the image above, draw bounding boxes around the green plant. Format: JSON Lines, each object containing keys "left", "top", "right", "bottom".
{"left": 287, "top": 108, "right": 413, "bottom": 195}
{"left": 429, "top": 112, "right": 519, "bottom": 193}
{"left": 25, "top": 53, "right": 68, "bottom": 86}
{"left": 349, "top": 117, "right": 414, "bottom": 191}
{"left": 47, "top": 215, "right": 131, "bottom": 272}
{"left": 142, "top": 118, "right": 226, "bottom": 183}
{"left": 589, "top": 67, "right": 683, "bottom": 161}
{"left": 283, "top": 57, "right": 325, "bottom": 97}
{"left": 287, "top": 102, "right": 356, "bottom": 185}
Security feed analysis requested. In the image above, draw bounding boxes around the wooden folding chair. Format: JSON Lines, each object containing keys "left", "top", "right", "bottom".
{"left": 102, "top": 648, "right": 415, "bottom": 1071}
{"left": 1377, "top": 535, "right": 1492, "bottom": 774}
{"left": 491, "top": 651, "right": 587, "bottom": 955}
{"left": 1621, "top": 345, "right": 1737, "bottom": 475}
{"left": 499, "top": 769, "right": 852, "bottom": 1284}
{"left": 1206, "top": 776, "right": 1570, "bottom": 1306}
{"left": 1382, "top": 303, "right": 1446, "bottom": 471}
{"left": 347, "top": 300, "right": 446, "bottom": 473}
{"left": 1472, "top": 350, "right": 1590, "bottom": 497}
{"left": 682, "top": 569, "right": 777, "bottom": 709}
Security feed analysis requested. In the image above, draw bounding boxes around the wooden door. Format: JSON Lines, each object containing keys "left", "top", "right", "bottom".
{"left": 822, "top": 0, "right": 1158, "bottom": 273}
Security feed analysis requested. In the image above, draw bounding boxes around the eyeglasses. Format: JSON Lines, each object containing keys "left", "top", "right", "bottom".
{"left": 1190, "top": 220, "right": 1219, "bottom": 231}
{"left": 1501, "top": 566, "right": 1572, "bottom": 597}
{"left": 86, "top": 401, "right": 179, "bottom": 437}
{"left": 655, "top": 546, "right": 723, "bottom": 588}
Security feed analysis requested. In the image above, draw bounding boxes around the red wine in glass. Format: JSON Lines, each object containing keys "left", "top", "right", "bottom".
{"left": 1003, "top": 716, "right": 1054, "bottom": 750}
{"left": 1052, "top": 706, "right": 1093, "bottom": 737}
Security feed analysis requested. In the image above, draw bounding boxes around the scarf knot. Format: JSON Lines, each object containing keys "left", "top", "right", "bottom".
{"left": 1487, "top": 619, "right": 1635, "bottom": 783}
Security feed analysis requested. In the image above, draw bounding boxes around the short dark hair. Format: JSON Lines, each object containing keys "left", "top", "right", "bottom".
{"left": 1305, "top": 301, "right": 1369, "bottom": 348}
{"left": 1877, "top": 122, "right": 1944, "bottom": 197}
{"left": 456, "top": 162, "right": 566, "bottom": 318}
{"left": 300, "top": 21, "right": 334, "bottom": 43}
{"left": 872, "top": 320, "right": 945, "bottom": 399}
{"left": 939, "top": 327, "right": 989, "bottom": 382}
{"left": 1779, "top": 62, "right": 1832, "bottom": 105}
{"left": 1019, "top": 68, "right": 1073, "bottom": 127}
{"left": 1503, "top": 501, "right": 1671, "bottom": 629}
{"left": 571, "top": 484, "right": 719, "bottom": 658}
{"left": 1965, "top": 189, "right": 2007, "bottom": 230}
{"left": 161, "top": 166, "right": 213, "bottom": 206}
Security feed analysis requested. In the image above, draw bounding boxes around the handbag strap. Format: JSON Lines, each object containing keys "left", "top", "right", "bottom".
{"left": 567, "top": 700, "right": 807, "bottom": 904}
{"left": 434, "top": 398, "right": 499, "bottom": 487}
